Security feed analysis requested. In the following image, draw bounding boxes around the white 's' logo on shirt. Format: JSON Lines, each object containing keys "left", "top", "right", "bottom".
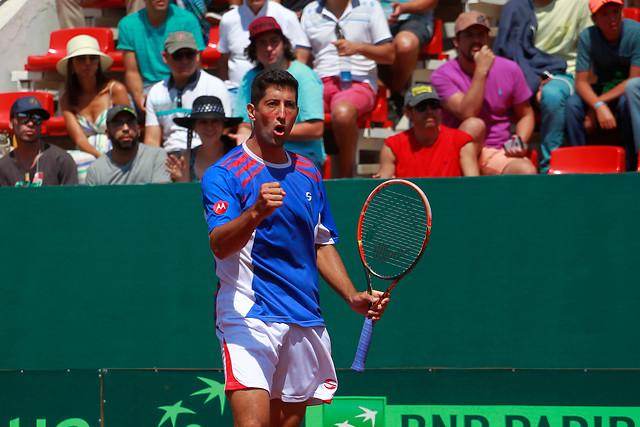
{"left": 306, "top": 192, "right": 312, "bottom": 201}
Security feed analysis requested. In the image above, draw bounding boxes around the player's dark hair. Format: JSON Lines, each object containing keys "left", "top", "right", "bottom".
{"left": 250, "top": 69, "right": 299, "bottom": 105}
{"left": 246, "top": 32, "right": 296, "bottom": 67}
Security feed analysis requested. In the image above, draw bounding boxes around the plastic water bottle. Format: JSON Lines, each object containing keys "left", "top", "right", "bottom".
{"left": 339, "top": 56, "right": 352, "bottom": 90}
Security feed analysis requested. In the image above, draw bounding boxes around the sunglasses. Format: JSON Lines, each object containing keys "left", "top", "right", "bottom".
{"left": 110, "top": 118, "right": 137, "bottom": 128}
{"left": 334, "top": 23, "right": 345, "bottom": 40}
{"left": 414, "top": 99, "right": 441, "bottom": 112}
{"left": 14, "top": 113, "right": 44, "bottom": 125}
{"left": 74, "top": 55, "right": 100, "bottom": 62}
{"left": 171, "top": 50, "right": 197, "bottom": 61}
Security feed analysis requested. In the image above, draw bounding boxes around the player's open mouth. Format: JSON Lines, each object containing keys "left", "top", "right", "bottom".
{"left": 274, "top": 125, "right": 285, "bottom": 136}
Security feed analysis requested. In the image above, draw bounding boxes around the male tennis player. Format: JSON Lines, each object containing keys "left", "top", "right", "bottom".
{"left": 200, "top": 69, "right": 389, "bottom": 426}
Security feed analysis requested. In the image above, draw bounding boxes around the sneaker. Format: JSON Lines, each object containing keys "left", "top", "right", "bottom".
{"left": 387, "top": 92, "right": 405, "bottom": 127}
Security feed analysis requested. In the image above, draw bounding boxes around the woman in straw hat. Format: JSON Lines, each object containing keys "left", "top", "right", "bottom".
{"left": 58, "top": 34, "right": 130, "bottom": 183}
{"left": 166, "top": 95, "right": 242, "bottom": 182}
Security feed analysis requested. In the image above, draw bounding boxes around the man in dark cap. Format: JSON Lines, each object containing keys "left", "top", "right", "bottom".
{"left": 0, "top": 96, "right": 78, "bottom": 187}
{"left": 86, "top": 105, "right": 170, "bottom": 185}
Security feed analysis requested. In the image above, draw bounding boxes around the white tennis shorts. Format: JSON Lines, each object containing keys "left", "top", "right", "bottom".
{"left": 216, "top": 316, "right": 338, "bottom": 404}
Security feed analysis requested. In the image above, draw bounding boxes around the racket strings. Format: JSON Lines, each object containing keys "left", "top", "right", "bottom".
{"left": 360, "top": 185, "right": 430, "bottom": 278}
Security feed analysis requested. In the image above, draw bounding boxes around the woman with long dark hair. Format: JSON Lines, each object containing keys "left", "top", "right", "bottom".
{"left": 57, "top": 34, "right": 130, "bottom": 183}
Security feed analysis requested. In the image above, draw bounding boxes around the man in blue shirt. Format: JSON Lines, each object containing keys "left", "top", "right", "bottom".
{"left": 118, "top": 0, "right": 205, "bottom": 114}
{"left": 201, "top": 69, "right": 389, "bottom": 426}
{"left": 566, "top": 0, "right": 640, "bottom": 170}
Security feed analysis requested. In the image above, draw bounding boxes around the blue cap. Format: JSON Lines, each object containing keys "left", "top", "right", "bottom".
{"left": 10, "top": 96, "right": 51, "bottom": 120}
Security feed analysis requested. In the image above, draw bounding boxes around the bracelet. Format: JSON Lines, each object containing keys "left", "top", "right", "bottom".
{"left": 594, "top": 101, "right": 607, "bottom": 110}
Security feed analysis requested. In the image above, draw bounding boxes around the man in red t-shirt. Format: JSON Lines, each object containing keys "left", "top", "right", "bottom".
{"left": 377, "top": 83, "right": 479, "bottom": 178}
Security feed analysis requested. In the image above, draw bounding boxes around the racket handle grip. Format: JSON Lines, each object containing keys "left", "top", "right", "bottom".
{"left": 350, "top": 317, "right": 375, "bottom": 372}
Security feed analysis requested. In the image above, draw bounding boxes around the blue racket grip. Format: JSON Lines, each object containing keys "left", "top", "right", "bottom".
{"left": 351, "top": 317, "right": 375, "bottom": 372}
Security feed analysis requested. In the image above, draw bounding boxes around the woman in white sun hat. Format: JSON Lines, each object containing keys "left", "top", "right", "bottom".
{"left": 57, "top": 34, "right": 130, "bottom": 184}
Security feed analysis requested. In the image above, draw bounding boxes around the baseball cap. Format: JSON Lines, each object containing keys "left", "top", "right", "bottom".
{"left": 589, "top": 0, "right": 623, "bottom": 14}
{"left": 164, "top": 31, "right": 198, "bottom": 54}
{"left": 10, "top": 96, "right": 51, "bottom": 120}
{"left": 249, "top": 16, "right": 283, "bottom": 40}
{"left": 454, "top": 10, "right": 491, "bottom": 34}
{"left": 106, "top": 104, "right": 137, "bottom": 124}
{"left": 404, "top": 84, "right": 440, "bottom": 108}
{"left": 173, "top": 96, "right": 243, "bottom": 129}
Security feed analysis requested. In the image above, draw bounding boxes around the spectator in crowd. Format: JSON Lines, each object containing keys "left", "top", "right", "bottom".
{"left": 300, "top": 0, "right": 395, "bottom": 177}
{"left": 144, "top": 31, "right": 231, "bottom": 156}
{"left": 377, "top": 83, "right": 478, "bottom": 178}
{"left": 380, "top": 0, "right": 438, "bottom": 120}
{"left": 0, "top": 96, "right": 78, "bottom": 187}
{"left": 217, "top": 0, "right": 310, "bottom": 102}
{"left": 174, "top": 0, "right": 213, "bottom": 43}
{"left": 431, "top": 11, "right": 536, "bottom": 175}
{"left": 57, "top": 35, "right": 131, "bottom": 184}
{"left": 117, "top": 0, "right": 205, "bottom": 114}
{"left": 201, "top": 69, "right": 388, "bottom": 426}
{"left": 233, "top": 17, "right": 325, "bottom": 171}
{"left": 56, "top": 0, "right": 145, "bottom": 29}
{"left": 166, "top": 95, "right": 241, "bottom": 182}
{"left": 494, "top": 0, "right": 591, "bottom": 173}
{"left": 86, "top": 105, "right": 170, "bottom": 185}
{"left": 566, "top": 0, "right": 640, "bottom": 171}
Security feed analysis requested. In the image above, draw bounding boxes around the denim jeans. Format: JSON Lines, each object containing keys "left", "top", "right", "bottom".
{"left": 539, "top": 73, "right": 575, "bottom": 174}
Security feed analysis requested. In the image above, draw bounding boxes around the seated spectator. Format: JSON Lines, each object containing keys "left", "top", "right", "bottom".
{"left": 117, "top": 0, "right": 205, "bottom": 114}
{"left": 233, "top": 17, "right": 325, "bottom": 171}
{"left": 380, "top": 0, "right": 438, "bottom": 119}
{"left": 0, "top": 96, "right": 78, "bottom": 187}
{"left": 300, "top": 0, "right": 395, "bottom": 177}
{"left": 86, "top": 105, "right": 170, "bottom": 185}
{"left": 174, "top": 0, "right": 213, "bottom": 43}
{"left": 217, "top": 0, "right": 310, "bottom": 102}
{"left": 430, "top": 11, "right": 536, "bottom": 175}
{"left": 566, "top": 0, "right": 640, "bottom": 171}
{"left": 56, "top": 0, "right": 144, "bottom": 28}
{"left": 144, "top": 31, "right": 231, "bottom": 155}
{"left": 377, "top": 83, "right": 479, "bottom": 178}
{"left": 494, "top": 0, "right": 591, "bottom": 173}
{"left": 166, "top": 96, "right": 241, "bottom": 182}
{"left": 57, "top": 35, "right": 131, "bottom": 184}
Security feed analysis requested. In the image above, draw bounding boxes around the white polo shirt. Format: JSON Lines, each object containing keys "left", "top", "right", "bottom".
{"left": 300, "top": 0, "right": 392, "bottom": 92}
{"left": 218, "top": 1, "right": 311, "bottom": 91}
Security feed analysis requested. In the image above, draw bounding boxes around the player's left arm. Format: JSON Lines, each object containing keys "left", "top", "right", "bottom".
{"left": 316, "top": 244, "right": 389, "bottom": 320}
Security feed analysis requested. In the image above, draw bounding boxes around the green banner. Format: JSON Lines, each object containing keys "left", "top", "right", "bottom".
{"left": 307, "top": 399, "right": 640, "bottom": 427}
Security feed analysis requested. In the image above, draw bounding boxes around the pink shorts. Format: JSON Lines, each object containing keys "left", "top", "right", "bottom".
{"left": 479, "top": 146, "right": 533, "bottom": 175}
{"left": 217, "top": 316, "right": 338, "bottom": 404}
{"left": 322, "top": 77, "right": 376, "bottom": 122}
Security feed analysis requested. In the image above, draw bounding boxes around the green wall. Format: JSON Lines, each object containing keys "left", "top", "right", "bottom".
{"left": 1, "top": 175, "right": 639, "bottom": 371}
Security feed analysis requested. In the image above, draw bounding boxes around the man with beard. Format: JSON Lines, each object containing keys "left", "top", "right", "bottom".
{"left": 0, "top": 96, "right": 78, "bottom": 187}
{"left": 86, "top": 105, "right": 170, "bottom": 185}
{"left": 431, "top": 11, "right": 536, "bottom": 175}
{"left": 201, "top": 69, "right": 389, "bottom": 426}
{"left": 377, "top": 83, "right": 478, "bottom": 178}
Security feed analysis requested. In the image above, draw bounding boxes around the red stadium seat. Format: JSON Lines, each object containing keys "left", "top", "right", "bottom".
{"left": 623, "top": 7, "right": 640, "bottom": 21}
{"left": 26, "top": 27, "right": 117, "bottom": 72}
{"left": 201, "top": 25, "right": 221, "bottom": 69}
{"left": 548, "top": 146, "right": 626, "bottom": 174}
{"left": 0, "top": 92, "right": 55, "bottom": 135}
{"left": 419, "top": 17, "right": 447, "bottom": 60}
{"left": 82, "top": 0, "right": 126, "bottom": 7}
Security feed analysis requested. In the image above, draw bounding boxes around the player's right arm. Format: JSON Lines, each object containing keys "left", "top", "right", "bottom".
{"left": 209, "top": 182, "right": 286, "bottom": 259}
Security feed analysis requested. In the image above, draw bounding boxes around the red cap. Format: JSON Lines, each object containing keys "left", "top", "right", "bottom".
{"left": 249, "top": 16, "right": 283, "bottom": 40}
{"left": 589, "top": 0, "right": 623, "bottom": 14}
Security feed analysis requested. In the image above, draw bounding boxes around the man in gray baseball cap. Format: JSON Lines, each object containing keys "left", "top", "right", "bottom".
{"left": 143, "top": 31, "right": 231, "bottom": 156}
{"left": 377, "top": 83, "right": 479, "bottom": 178}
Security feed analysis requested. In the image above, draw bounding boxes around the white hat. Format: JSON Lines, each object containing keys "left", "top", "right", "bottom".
{"left": 56, "top": 34, "right": 114, "bottom": 76}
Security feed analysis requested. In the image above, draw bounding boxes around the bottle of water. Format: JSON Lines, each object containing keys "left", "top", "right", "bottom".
{"left": 339, "top": 55, "right": 352, "bottom": 90}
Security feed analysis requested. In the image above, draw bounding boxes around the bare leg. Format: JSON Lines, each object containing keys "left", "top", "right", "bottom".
{"left": 502, "top": 158, "right": 537, "bottom": 175}
{"left": 331, "top": 100, "right": 359, "bottom": 178}
{"left": 270, "top": 399, "right": 308, "bottom": 427}
{"left": 390, "top": 31, "right": 421, "bottom": 94}
{"left": 228, "top": 388, "right": 270, "bottom": 427}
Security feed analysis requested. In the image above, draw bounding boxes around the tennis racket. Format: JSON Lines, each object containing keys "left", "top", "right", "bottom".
{"left": 350, "top": 179, "right": 432, "bottom": 372}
